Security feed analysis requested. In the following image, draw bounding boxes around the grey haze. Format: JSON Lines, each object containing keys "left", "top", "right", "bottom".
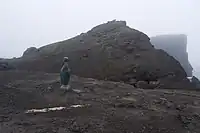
{"left": 0, "top": 0, "right": 199, "bottom": 71}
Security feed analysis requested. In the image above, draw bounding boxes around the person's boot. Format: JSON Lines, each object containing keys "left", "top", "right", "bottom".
{"left": 66, "top": 85, "right": 71, "bottom": 90}
{"left": 60, "top": 85, "right": 71, "bottom": 90}
{"left": 60, "top": 85, "right": 65, "bottom": 89}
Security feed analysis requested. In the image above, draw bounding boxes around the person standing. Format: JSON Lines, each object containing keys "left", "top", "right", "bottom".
{"left": 60, "top": 57, "right": 71, "bottom": 90}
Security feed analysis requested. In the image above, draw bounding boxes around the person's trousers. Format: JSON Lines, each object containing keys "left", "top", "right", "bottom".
{"left": 60, "top": 71, "right": 70, "bottom": 85}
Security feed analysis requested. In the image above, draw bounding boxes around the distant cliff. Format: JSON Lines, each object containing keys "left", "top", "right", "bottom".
{"left": 150, "top": 34, "right": 193, "bottom": 77}
{"left": 194, "top": 67, "right": 200, "bottom": 80}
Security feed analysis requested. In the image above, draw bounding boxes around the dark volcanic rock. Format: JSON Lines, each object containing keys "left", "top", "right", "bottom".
{"left": 191, "top": 76, "right": 200, "bottom": 88}
{"left": 1, "top": 71, "right": 200, "bottom": 133}
{"left": 23, "top": 47, "right": 38, "bottom": 57}
{"left": 0, "top": 60, "right": 14, "bottom": 71}
{"left": 150, "top": 34, "right": 193, "bottom": 77}
{"left": 13, "top": 20, "right": 192, "bottom": 89}
{"left": 136, "top": 81, "right": 149, "bottom": 89}
{"left": 0, "top": 62, "right": 9, "bottom": 71}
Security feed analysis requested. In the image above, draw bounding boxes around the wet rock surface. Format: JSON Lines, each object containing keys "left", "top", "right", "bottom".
{"left": 1, "top": 71, "right": 200, "bottom": 133}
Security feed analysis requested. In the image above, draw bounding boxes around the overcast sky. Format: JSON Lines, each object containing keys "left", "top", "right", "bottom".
{"left": 0, "top": 0, "right": 199, "bottom": 69}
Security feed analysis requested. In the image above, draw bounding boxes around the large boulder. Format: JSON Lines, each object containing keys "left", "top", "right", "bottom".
{"left": 13, "top": 20, "right": 192, "bottom": 89}
{"left": 150, "top": 34, "right": 193, "bottom": 77}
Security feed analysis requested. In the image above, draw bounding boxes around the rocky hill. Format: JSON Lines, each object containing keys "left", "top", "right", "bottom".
{"left": 12, "top": 20, "right": 193, "bottom": 89}
{"left": 150, "top": 34, "right": 193, "bottom": 77}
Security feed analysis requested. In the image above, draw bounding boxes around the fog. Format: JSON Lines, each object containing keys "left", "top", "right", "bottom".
{"left": 0, "top": 0, "right": 199, "bottom": 70}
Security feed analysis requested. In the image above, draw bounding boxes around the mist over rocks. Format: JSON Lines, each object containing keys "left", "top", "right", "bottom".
{"left": 150, "top": 34, "right": 193, "bottom": 77}
{"left": 12, "top": 20, "right": 194, "bottom": 89}
{"left": 194, "top": 67, "right": 200, "bottom": 80}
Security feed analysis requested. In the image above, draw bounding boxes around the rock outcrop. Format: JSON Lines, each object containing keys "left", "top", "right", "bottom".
{"left": 150, "top": 34, "right": 193, "bottom": 77}
{"left": 0, "top": 59, "right": 14, "bottom": 71}
{"left": 191, "top": 76, "right": 200, "bottom": 88}
{"left": 23, "top": 47, "right": 39, "bottom": 58}
{"left": 13, "top": 20, "right": 193, "bottom": 89}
